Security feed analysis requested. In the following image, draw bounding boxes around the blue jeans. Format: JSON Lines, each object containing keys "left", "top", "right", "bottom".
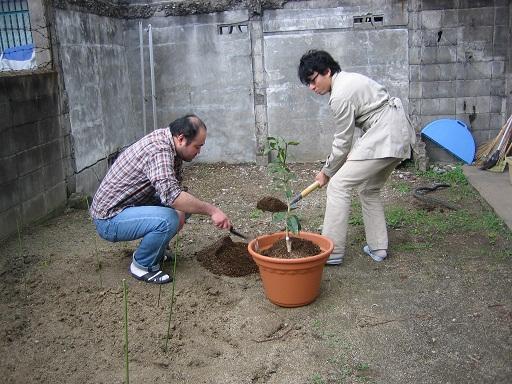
{"left": 93, "top": 206, "right": 180, "bottom": 272}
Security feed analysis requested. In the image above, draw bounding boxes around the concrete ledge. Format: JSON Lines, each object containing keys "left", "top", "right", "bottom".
{"left": 463, "top": 165, "right": 512, "bottom": 231}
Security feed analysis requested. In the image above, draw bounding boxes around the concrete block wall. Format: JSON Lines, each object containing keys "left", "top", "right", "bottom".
{"left": 49, "top": 0, "right": 510, "bottom": 196}
{"left": 0, "top": 72, "right": 70, "bottom": 241}
{"left": 409, "top": 0, "right": 510, "bottom": 162}
{"left": 55, "top": 10, "right": 140, "bottom": 196}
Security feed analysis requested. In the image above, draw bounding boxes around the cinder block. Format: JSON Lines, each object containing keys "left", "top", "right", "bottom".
{"left": 0, "top": 127, "right": 15, "bottom": 158}
{"left": 15, "top": 146, "right": 43, "bottom": 177}
{"left": 409, "top": 99, "right": 421, "bottom": 115}
{"left": 437, "top": 63, "right": 457, "bottom": 81}
{"left": 42, "top": 161, "right": 65, "bottom": 191}
{"left": 420, "top": 64, "right": 439, "bottom": 81}
{"left": 38, "top": 116, "right": 62, "bottom": 143}
{"left": 410, "top": 30, "right": 423, "bottom": 47}
{"left": 493, "top": 26, "right": 509, "bottom": 57}
{"left": 437, "top": 46, "right": 457, "bottom": 63}
{"left": 44, "top": 182, "right": 67, "bottom": 214}
{"left": 421, "top": 10, "right": 442, "bottom": 29}
{"left": 461, "top": 25, "right": 493, "bottom": 43}
{"left": 0, "top": 179, "right": 19, "bottom": 212}
{"left": 490, "top": 79, "right": 505, "bottom": 96}
{"left": 442, "top": 9, "right": 459, "bottom": 27}
{"left": 409, "top": 82, "right": 422, "bottom": 99}
{"left": 0, "top": 207, "right": 21, "bottom": 242}
{"left": 19, "top": 169, "right": 45, "bottom": 202}
{"left": 410, "top": 65, "right": 420, "bottom": 82}
{"left": 40, "top": 140, "right": 63, "bottom": 166}
{"left": 491, "top": 61, "right": 505, "bottom": 79}
{"left": 0, "top": 155, "right": 17, "bottom": 184}
{"left": 489, "top": 113, "right": 506, "bottom": 131}
{"left": 423, "top": 82, "right": 456, "bottom": 98}
{"left": 409, "top": 47, "right": 421, "bottom": 64}
{"left": 21, "top": 194, "right": 46, "bottom": 224}
{"left": 468, "top": 112, "right": 490, "bottom": 131}
{"left": 460, "top": 61, "right": 493, "bottom": 80}
{"left": 0, "top": 102, "right": 11, "bottom": 133}
{"left": 11, "top": 122, "right": 40, "bottom": 153}
{"left": 490, "top": 96, "right": 504, "bottom": 114}
{"left": 459, "top": 8, "right": 494, "bottom": 26}
{"left": 494, "top": 7, "right": 509, "bottom": 25}
{"left": 439, "top": 98, "right": 456, "bottom": 114}
{"left": 420, "top": 46, "right": 437, "bottom": 64}
{"left": 456, "top": 79, "right": 491, "bottom": 97}
{"left": 420, "top": 0, "right": 458, "bottom": 11}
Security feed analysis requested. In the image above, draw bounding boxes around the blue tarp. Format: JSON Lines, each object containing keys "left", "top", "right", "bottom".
{"left": 0, "top": 43, "right": 35, "bottom": 71}
{"left": 421, "top": 119, "right": 476, "bottom": 164}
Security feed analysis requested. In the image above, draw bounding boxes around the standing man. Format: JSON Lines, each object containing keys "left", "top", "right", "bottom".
{"left": 298, "top": 50, "right": 415, "bottom": 265}
{"left": 90, "top": 114, "right": 231, "bottom": 283}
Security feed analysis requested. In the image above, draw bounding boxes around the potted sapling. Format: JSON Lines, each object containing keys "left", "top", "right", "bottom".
{"left": 248, "top": 137, "right": 333, "bottom": 307}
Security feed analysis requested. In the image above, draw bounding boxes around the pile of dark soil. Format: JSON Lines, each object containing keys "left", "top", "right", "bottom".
{"left": 197, "top": 235, "right": 258, "bottom": 277}
{"left": 256, "top": 196, "right": 287, "bottom": 212}
{"left": 261, "top": 238, "right": 321, "bottom": 259}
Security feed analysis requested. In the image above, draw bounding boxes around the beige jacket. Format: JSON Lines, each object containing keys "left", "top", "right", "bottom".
{"left": 322, "top": 71, "right": 416, "bottom": 178}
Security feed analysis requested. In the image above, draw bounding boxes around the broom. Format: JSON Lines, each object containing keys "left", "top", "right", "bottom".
{"left": 479, "top": 115, "right": 512, "bottom": 170}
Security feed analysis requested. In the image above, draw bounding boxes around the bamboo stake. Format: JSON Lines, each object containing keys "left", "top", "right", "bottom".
{"left": 123, "top": 279, "right": 129, "bottom": 384}
{"left": 164, "top": 235, "right": 179, "bottom": 352}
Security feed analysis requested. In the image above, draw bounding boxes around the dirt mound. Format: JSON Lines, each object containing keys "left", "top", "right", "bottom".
{"left": 261, "top": 237, "right": 321, "bottom": 259}
{"left": 256, "top": 196, "right": 287, "bottom": 212}
{"left": 197, "top": 235, "right": 258, "bottom": 277}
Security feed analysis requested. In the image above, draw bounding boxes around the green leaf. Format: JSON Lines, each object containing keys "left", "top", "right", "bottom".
{"left": 287, "top": 141, "right": 300, "bottom": 146}
{"left": 287, "top": 215, "right": 301, "bottom": 234}
{"left": 272, "top": 212, "right": 286, "bottom": 223}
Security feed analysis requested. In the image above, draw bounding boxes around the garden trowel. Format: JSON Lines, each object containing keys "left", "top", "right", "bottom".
{"left": 229, "top": 226, "right": 249, "bottom": 240}
{"left": 290, "top": 181, "right": 321, "bottom": 209}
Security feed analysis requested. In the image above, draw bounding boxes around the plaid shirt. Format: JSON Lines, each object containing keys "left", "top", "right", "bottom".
{"left": 90, "top": 128, "right": 183, "bottom": 219}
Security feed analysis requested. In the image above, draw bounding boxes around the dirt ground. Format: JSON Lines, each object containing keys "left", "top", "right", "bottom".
{"left": 1, "top": 162, "right": 511, "bottom": 384}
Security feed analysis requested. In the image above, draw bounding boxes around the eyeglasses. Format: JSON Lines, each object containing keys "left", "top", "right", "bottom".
{"left": 307, "top": 73, "right": 319, "bottom": 86}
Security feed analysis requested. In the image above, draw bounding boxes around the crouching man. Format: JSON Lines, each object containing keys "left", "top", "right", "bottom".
{"left": 90, "top": 114, "right": 231, "bottom": 284}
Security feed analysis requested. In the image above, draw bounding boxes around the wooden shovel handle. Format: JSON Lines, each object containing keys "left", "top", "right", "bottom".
{"left": 300, "top": 181, "right": 321, "bottom": 198}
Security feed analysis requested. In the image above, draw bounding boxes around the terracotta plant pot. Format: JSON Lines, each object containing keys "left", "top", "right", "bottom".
{"left": 248, "top": 231, "right": 334, "bottom": 308}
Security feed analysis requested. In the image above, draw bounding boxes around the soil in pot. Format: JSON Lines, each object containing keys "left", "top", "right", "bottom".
{"left": 256, "top": 196, "right": 287, "bottom": 212}
{"left": 197, "top": 235, "right": 258, "bottom": 277}
{"left": 260, "top": 238, "right": 321, "bottom": 259}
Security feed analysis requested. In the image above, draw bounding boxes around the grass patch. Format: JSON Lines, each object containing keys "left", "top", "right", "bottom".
{"left": 417, "top": 164, "right": 468, "bottom": 186}
{"left": 390, "top": 180, "right": 411, "bottom": 194}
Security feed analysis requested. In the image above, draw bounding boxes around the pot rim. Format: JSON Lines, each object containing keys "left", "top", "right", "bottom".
{"left": 248, "top": 231, "right": 333, "bottom": 264}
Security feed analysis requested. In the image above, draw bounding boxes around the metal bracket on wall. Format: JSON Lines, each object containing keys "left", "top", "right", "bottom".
{"left": 217, "top": 22, "right": 248, "bottom": 35}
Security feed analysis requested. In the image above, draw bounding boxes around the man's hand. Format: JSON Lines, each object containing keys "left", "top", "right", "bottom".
{"left": 315, "top": 170, "right": 330, "bottom": 187}
{"left": 211, "top": 208, "right": 231, "bottom": 229}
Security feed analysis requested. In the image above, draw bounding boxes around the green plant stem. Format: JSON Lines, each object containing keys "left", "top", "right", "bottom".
{"left": 164, "top": 235, "right": 179, "bottom": 352}
{"left": 285, "top": 205, "right": 292, "bottom": 252}
{"left": 123, "top": 279, "right": 129, "bottom": 384}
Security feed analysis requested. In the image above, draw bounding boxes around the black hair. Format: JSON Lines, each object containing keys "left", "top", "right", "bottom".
{"left": 168, "top": 114, "right": 206, "bottom": 144}
{"left": 298, "top": 50, "right": 341, "bottom": 85}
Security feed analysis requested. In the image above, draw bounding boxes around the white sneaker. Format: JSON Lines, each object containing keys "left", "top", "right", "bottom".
{"left": 326, "top": 254, "right": 343, "bottom": 265}
{"left": 363, "top": 245, "right": 387, "bottom": 262}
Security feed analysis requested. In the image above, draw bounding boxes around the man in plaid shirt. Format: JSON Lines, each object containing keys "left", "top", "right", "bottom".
{"left": 90, "top": 114, "right": 231, "bottom": 284}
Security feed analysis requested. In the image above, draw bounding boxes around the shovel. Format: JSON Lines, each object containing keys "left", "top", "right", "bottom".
{"left": 229, "top": 226, "right": 249, "bottom": 240}
{"left": 290, "top": 181, "right": 321, "bottom": 209}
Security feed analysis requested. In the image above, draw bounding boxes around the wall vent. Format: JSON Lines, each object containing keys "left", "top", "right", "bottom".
{"left": 353, "top": 14, "right": 384, "bottom": 27}
{"left": 217, "top": 23, "right": 248, "bottom": 35}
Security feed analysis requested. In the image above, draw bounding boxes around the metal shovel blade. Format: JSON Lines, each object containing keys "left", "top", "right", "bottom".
{"left": 229, "top": 227, "right": 248, "bottom": 240}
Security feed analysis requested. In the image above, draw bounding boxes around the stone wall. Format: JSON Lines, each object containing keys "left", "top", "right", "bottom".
{"left": 0, "top": 72, "right": 71, "bottom": 241}
{"left": 409, "top": 0, "right": 511, "bottom": 162}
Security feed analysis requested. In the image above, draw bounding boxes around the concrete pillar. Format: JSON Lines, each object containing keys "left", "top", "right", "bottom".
{"left": 27, "top": 0, "right": 52, "bottom": 69}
